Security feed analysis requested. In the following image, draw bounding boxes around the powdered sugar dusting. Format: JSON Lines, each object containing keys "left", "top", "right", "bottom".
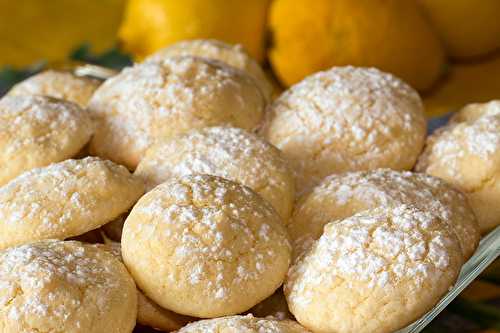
{"left": 0, "top": 240, "right": 127, "bottom": 330}
{"left": 0, "top": 157, "right": 144, "bottom": 249}
{"left": 123, "top": 174, "right": 291, "bottom": 315}
{"left": 144, "top": 39, "right": 273, "bottom": 101}
{"left": 290, "top": 169, "right": 479, "bottom": 259}
{"left": 135, "top": 126, "right": 294, "bottom": 220}
{"left": 88, "top": 56, "right": 265, "bottom": 168}
{"left": 177, "top": 314, "right": 309, "bottom": 332}
{"left": 8, "top": 70, "right": 100, "bottom": 107}
{"left": 0, "top": 95, "right": 94, "bottom": 184}
{"left": 286, "top": 205, "right": 462, "bottom": 308}
{"left": 261, "top": 66, "right": 426, "bottom": 191}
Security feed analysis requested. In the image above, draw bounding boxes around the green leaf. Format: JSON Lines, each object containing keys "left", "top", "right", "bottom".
{"left": 70, "top": 43, "right": 132, "bottom": 69}
{"left": 0, "top": 62, "right": 45, "bottom": 96}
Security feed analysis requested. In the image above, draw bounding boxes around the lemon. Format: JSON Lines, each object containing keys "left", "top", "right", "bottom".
{"left": 268, "top": 0, "right": 446, "bottom": 91}
{"left": 0, "top": 0, "right": 124, "bottom": 68}
{"left": 118, "top": 0, "right": 269, "bottom": 62}
{"left": 419, "top": 0, "right": 500, "bottom": 59}
{"left": 424, "top": 53, "right": 500, "bottom": 117}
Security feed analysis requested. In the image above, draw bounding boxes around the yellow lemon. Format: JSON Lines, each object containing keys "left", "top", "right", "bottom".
{"left": 419, "top": 0, "right": 500, "bottom": 59}
{"left": 0, "top": 0, "right": 124, "bottom": 68}
{"left": 269, "top": 0, "right": 446, "bottom": 91}
{"left": 118, "top": 0, "right": 269, "bottom": 62}
{"left": 424, "top": 53, "right": 500, "bottom": 117}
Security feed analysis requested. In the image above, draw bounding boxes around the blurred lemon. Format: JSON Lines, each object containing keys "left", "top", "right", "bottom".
{"left": 0, "top": 0, "right": 124, "bottom": 68}
{"left": 118, "top": 0, "right": 270, "bottom": 62}
{"left": 269, "top": 0, "right": 446, "bottom": 91}
{"left": 419, "top": 0, "right": 500, "bottom": 59}
{"left": 424, "top": 52, "right": 500, "bottom": 117}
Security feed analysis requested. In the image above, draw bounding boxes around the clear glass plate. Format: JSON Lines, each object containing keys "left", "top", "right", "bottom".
{"left": 397, "top": 225, "right": 500, "bottom": 333}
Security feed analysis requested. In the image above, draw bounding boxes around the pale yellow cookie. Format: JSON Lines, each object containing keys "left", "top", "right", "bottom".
{"left": 0, "top": 95, "right": 94, "bottom": 186}
{"left": 417, "top": 100, "right": 500, "bottom": 233}
{"left": 96, "top": 242, "right": 193, "bottom": 332}
{"left": 135, "top": 126, "right": 295, "bottom": 222}
{"left": 260, "top": 66, "right": 426, "bottom": 193}
{"left": 122, "top": 174, "right": 291, "bottom": 318}
{"left": 285, "top": 205, "right": 463, "bottom": 333}
{"left": 8, "top": 70, "right": 101, "bottom": 108}
{"left": 145, "top": 39, "right": 273, "bottom": 102}
{"left": 88, "top": 56, "right": 266, "bottom": 169}
{"left": 289, "top": 169, "right": 479, "bottom": 260}
{"left": 0, "top": 240, "right": 137, "bottom": 333}
{"left": 0, "top": 157, "right": 145, "bottom": 250}
{"left": 248, "top": 289, "right": 292, "bottom": 321}
{"left": 176, "top": 314, "right": 310, "bottom": 333}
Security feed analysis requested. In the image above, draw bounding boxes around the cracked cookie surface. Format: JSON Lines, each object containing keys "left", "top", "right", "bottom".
{"left": 122, "top": 174, "right": 291, "bottom": 318}
{"left": 145, "top": 39, "right": 273, "bottom": 102}
{"left": 0, "top": 240, "right": 137, "bottom": 333}
{"left": 289, "top": 169, "right": 479, "bottom": 260}
{"left": 176, "top": 314, "right": 310, "bottom": 333}
{"left": 285, "top": 205, "right": 463, "bottom": 333}
{"left": 8, "top": 70, "right": 100, "bottom": 108}
{"left": 260, "top": 66, "right": 426, "bottom": 193}
{"left": 135, "top": 126, "right": 294, "bottom": 222}
{"left": 0, "top": 95, "right": 94, "bottom": 186}
{"left": 88, "top": 56, "right": 266, "bottom": 169}
{"left": 0, "top": 157, "right": 145, "bottom": 250}
{"left": 417, "top": 100, "right": 500, "bottom": 233}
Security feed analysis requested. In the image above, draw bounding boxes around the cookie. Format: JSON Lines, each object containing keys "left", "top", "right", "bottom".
{"left": 0, "top": 157, "right": 145, "bottom": 250}
{"left": 8, "top": 70, "right": 101, "bottom": 108}
{"left": 176, "top": 314, "right": 309, "bottom": 333}
{"left": 289, "top": 169, "right": 479, "bottom": 260}
{"left": 97, "top": 242, "right": 193, "bottom": 331}
{"left": 417, "top": 100, "right": 500, "bottom": 233}
{"left": 122, "top": 174, "right": 291, "bottom": 317}
{"left": 0, "top": 95, "right": 93, "bottom": 186}
{"left": 0, "top": 240, "right": 137, "bottom": 333}
{"left": 285, "top": 205, "right": 463, "bottom": 333}
{"left": 145, "top": 39, "right": 273, "bottom": 102}
{"left": 260, "top": 66, "right": 426, "bottom": 193}
{"left": 135, "top": 126, "right": 295, "bottom": 221}
{"left": 88, "top": 56, "right": 266, "bottom": 169}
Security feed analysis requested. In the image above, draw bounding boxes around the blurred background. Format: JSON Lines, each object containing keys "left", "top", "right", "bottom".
{"left": 1, "top": 0, "right": 500, "bottom": 331}
{"left": 1, "top": 0, "right": 500, "bottom": 119}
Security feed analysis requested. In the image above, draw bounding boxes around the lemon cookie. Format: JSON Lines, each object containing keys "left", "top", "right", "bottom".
{"left": 122, "top": 174, "right": 291, "bottom": 318}
{"left": 88, "top": 56, "right": 266, "bottom": 169}
{"left": 144, "top": 39, "right": 273, "bottom": 102}
{"left": 0, "top": 240, "right": 137, "bottom": 333}
{"left": 417, "top": 100, "right": 500, "bottom": 233}
{"left": 260, "top": 66, "right": 426, "bottom": 193}
{"left": 97, "top": 242, "right": 193, "bottom": 331}
{"left": 285, "top": 205, "right": 463, "bottom": 333}
{"left": 0, "top": 157, "right": 145, "bottom": 250}
{"left": 8, "top": 70, "right": 101, "bottom": 108}
{"left": 177, "top": 314, "right": 309, "bottom": 333}
{"left": 289, "top": 169, "right": 479, "bottom": 260}
{"left": 0, "top": 95, "right": 93, "bottom": 186}
{"left": 135, "top": 126, "right": 295, "bottom": 221}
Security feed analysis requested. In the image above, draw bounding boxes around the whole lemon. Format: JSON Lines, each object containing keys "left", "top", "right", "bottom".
{"left": 269, "top": 0, "right": 446, "bottom": 91}
{"left": 418, "top": 0, "right": 500, "bottom": 59}
{"left": 119, "top": 0, "right": 269, "bottom": 62}
{"left": 0, "top": 0, "right": 124, "bottom": 67}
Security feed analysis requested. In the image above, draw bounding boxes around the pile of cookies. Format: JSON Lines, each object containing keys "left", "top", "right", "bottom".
{"left": 0, "top": 39, "right": 497, "bottom": 333}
